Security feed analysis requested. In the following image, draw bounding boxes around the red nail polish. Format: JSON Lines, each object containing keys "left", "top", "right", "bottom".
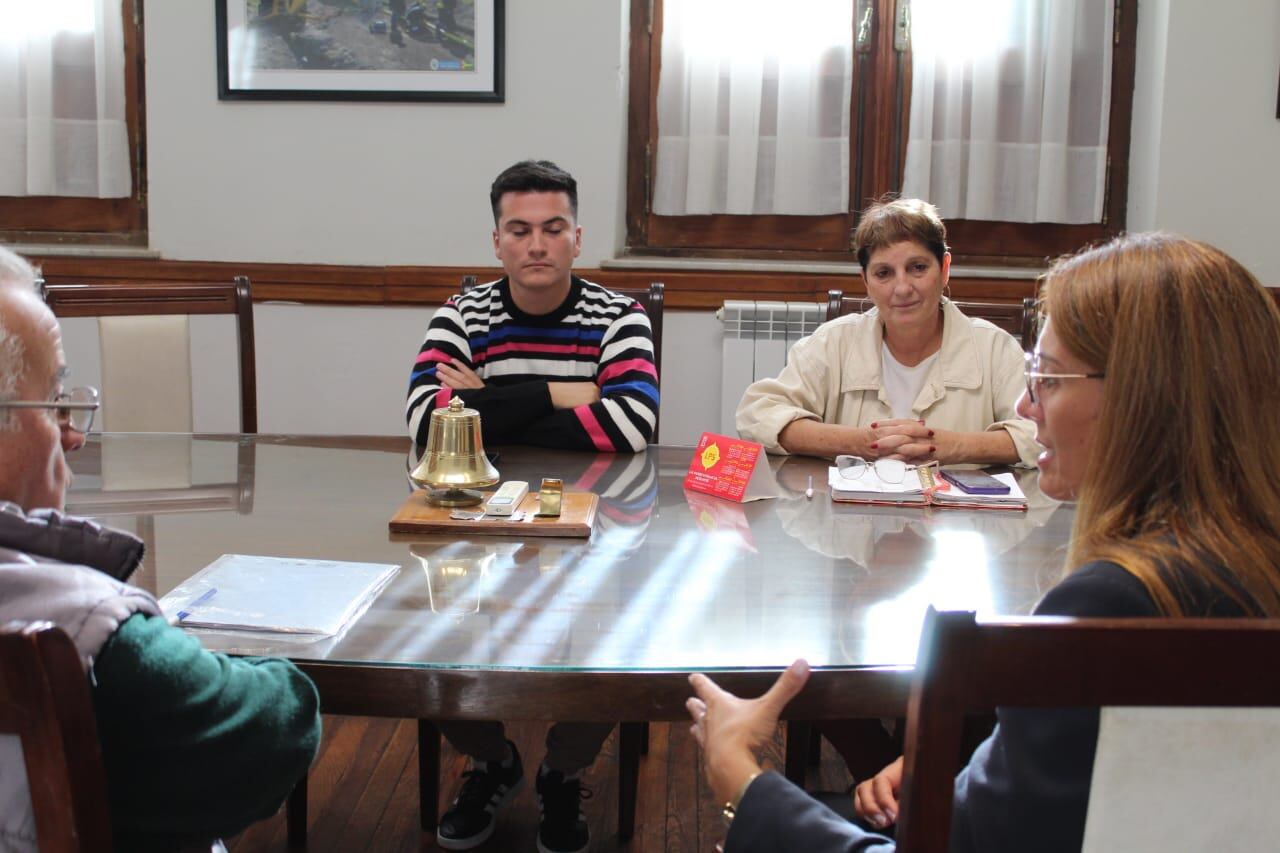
{"left": 928, "top": 430, "right": 935, "bottom": 437}
{"left": 870, "top": 442, "right": 878, "bottom": 449}
{"left": 930, "top": 445, "right": 937, "bottom": 452}
{"left": 870, "top": 422, "right": 878, "bottom": 428}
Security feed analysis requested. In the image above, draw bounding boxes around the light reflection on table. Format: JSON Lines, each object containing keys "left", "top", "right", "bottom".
{"left": 68, "top": 434, "right": 1072, "bottom": 719}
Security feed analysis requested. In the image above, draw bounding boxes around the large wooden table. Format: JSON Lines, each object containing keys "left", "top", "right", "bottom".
{"left": 68, "top": 433, "right": 1069, "bottom": 840}
{"left": 68, "top": 433, "right": 1069, "bottom": 724}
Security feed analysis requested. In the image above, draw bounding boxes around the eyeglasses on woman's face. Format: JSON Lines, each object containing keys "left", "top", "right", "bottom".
{"left": 1023, "top": 351, "right": 1105, "bottom": 405}
{"left": 0, "top": 386, "right": 100, "bottom": 434}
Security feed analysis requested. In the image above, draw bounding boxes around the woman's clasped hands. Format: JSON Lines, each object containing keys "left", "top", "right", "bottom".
{"left": 866, "top": 419, "right": 941, "bottom": 464}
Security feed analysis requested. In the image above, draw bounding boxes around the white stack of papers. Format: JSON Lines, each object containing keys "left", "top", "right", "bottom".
{"left": 828, "top": 469, "right": 1027, "bottom": 510}
{"left": 159, "top": 554, "right": 399, "bottom": 638}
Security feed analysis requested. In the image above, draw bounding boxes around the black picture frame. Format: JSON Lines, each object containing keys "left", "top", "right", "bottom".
{"left": 216, "top": 0, "right": 504, "bottom": 103}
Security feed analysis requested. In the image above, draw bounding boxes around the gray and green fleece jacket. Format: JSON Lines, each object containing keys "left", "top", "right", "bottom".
{"left": 0, "top": 502, "right": 321, "bottom": 853}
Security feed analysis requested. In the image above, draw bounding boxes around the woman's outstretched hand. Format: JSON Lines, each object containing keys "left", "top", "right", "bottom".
{"left": 687, "top": 660, "right": 811, "bottom": 804}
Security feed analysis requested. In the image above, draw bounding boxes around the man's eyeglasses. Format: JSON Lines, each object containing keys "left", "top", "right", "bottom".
{"left": 1023, "top": 351, "right": 1104, "bottom": 405}
{"left": 0, "top": 386, "right": 100, "bottom": 434}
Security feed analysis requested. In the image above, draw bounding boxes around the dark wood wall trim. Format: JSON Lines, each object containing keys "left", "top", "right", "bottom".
{"left": 30, "top": 254, "right": 1045, "bottom": 311}
{"left": 31, "top": 254, "right": 1280, "bottom": 311}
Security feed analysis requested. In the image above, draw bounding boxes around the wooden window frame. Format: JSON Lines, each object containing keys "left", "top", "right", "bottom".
{"left": 0, "top": 0, "right": 148, "bottom": 246}
{"left": 626, "top": 0, "right": 1138, "bottom": 265}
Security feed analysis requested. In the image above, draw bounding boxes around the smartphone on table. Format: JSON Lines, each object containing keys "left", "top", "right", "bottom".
{"left": 938, "top": 469, "right": 1011, "bottom": 495}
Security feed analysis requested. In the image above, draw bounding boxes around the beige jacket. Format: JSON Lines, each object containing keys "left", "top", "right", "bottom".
{"left": 736, "top": 299, "right": 1039, "bottom": 466}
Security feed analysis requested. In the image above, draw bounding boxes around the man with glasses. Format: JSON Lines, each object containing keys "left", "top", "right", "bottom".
{"left": 0, "top": 246, "right": 321, "bottom": 851}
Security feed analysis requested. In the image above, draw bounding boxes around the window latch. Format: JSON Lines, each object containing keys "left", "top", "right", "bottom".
{"left": 856, "top": 0, "right": 874, "bottom": 53}
{"left": 894, "top": 0, "right": 911, "bottom": 52}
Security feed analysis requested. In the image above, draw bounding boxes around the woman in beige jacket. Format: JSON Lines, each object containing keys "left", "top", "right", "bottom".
{"left": 736, "top": 198, "right": 1037, "bottom": 467}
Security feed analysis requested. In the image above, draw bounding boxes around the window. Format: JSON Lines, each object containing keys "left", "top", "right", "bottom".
{"left": 626, "top": 0, "right": 1136, "bottom": 263}
{"left": 0, "top": 0, "right": 147, "bottom": 244}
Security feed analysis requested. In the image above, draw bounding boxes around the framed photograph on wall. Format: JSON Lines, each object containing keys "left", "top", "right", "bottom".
{"left": 216, "top": 0, "right": 504, "bottom": 102}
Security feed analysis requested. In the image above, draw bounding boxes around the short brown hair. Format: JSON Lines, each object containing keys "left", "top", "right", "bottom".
{"left": 852, "top": 197, "right": 948, "bottom": 268}
{"left": 489, "top": 160, "right": 578, "bottom": 224}
{"left": 1047, "top": 232, "right": 1280, "bottom": 617}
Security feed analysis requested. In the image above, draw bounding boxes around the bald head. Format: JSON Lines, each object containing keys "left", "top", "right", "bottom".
{"left": 0, "top": 247, "right": 47, "bottom": 405}
{"left": 0, "top": 247, "right": 75, "bottom": 511}
{"left": 0, "top": 244, "right": 37, "bottom": 285}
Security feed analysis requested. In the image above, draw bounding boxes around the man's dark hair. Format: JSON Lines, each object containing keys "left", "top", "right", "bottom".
{"left": 489, "top": 160, "right": 578, "bottom": 223}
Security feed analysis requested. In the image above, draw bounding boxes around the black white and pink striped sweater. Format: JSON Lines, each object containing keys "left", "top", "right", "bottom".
{"left": 406, "top": 276, "right": 659, "bottom": 461}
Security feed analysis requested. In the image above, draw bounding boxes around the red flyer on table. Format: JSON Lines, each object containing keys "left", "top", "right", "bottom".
{"left": 682, "top": 432, "right": 776, "bottom": 503}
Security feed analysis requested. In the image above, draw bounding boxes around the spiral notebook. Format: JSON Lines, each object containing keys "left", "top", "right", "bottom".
{"left": 158, "top": 554, "right": 400, "bottom": 637}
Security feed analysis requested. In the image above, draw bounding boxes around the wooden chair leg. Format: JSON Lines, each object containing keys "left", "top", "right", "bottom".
{"left": 784, "top": 721, "right": 812, "bottom": 785}
{"left": 418, "top": 720, "right": 440, "bottom": 834}
{"left": 617, "top": 722, "right": 643, "bottom": 840}
{"left": 640, "top": 720, "right": 649, "bottom": 755}
{"left": 286, "top": 774, "right": 307, "bottom": 850}
{"left": 808, "top": 726, "right": 823, "bottom": 766}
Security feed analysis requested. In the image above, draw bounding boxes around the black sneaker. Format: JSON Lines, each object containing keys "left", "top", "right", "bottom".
{"left": 536, "top": 768, "right": 592, "bottom": 853}
{"left": 436, "top": 741, "right": 524, "bottom": 850}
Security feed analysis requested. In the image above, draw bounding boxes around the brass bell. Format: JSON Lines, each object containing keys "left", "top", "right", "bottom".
{"left": 409, "top": 397, "right": 499, "bottom": 506}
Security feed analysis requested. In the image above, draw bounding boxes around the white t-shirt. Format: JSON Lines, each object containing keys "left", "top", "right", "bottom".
{"left": 881, "top": 344, "right": 938, "bottom": 419}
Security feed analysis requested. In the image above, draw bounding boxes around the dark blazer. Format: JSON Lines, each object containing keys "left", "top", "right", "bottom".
{"left": 726, "top": 560, "right": 1247, "bottom": 853}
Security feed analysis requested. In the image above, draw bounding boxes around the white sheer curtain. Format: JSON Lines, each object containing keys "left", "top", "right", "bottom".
{"left": 902, "top": 0, "right": 1112, "bottom": 223}
{"left": 0, "top": 0, "right": 132, "bottom": 198}
{"left": 653, "top": 0, "right": 853, "bottom": 216}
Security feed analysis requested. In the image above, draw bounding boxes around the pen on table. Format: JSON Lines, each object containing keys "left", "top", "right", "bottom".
{"left": 175, "top": 587, "right": 218, "bottom": 623}
{"left": 806, "top": 475, "right": 813, "bottom": 500}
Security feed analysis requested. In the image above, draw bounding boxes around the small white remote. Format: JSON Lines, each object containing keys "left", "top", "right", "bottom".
{"left": 484, "top": 480, "right": 529, "bottom": 516}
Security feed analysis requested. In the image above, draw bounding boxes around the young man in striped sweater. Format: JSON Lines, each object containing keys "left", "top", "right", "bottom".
{"left": 407, "top": 160, "right": 659, "bottom": 465}
{"left": 404, "top": 160, "right": 659, "bottom": 853}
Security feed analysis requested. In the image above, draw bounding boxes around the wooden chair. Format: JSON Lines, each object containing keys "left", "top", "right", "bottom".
{"left": 894, "top": 608, "right": 1280, "bottom": 852}
{"left": 41, "top": 278, "right": 258, "bottom": 433}
{"left": 459, "top": 275, "right": 665, "bottom": 442}
{"left": 0, "top": 621, "right": 113, "bottom": 852}
{"left": 824, "top": 289, "right": 1039, "bottom": 351}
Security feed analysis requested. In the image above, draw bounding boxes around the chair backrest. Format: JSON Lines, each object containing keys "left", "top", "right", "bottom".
{"left": 41, "top": 278, "right": 258, "bottom": 433}
{"left": 895, "top": 608, "right": 1280, "bottom": 853}
{"left": 458, "top": 276, "right": 665, "bottom": 442}
{"left": 0, "top": 621, "right": 113, "bottom": 852}
{"left": 825, "top": 290, "right": 1038, "bottom": 351}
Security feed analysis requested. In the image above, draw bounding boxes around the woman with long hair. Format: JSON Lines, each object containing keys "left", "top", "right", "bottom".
{"left": 689, "top": 233, "right": 1280, "bottom": 852}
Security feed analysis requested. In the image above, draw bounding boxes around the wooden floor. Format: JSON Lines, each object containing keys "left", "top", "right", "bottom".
{"left": 229, "top": 715, "right": 855, "bottom": 852}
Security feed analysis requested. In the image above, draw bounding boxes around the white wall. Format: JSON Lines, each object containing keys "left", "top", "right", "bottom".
{"left": 60, "top": 0, "right": 1277, "bottom": 442}
{"left": 144, "top": 0, "right": 631, "bottom": 266}
{"left": 1151, "top": 0, "right": 1280, "bottom": 285}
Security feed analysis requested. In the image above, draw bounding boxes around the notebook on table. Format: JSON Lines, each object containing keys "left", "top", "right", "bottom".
{"left": 157, "top": 554, "right": 400, "bottom": 638}
{"left": 828, "top": 467, "right": 1028, "bottom": 511}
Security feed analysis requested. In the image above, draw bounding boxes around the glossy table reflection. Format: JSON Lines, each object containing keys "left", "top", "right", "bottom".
{"left": 68, "top": 434, "right": 1071, "bottom": 722}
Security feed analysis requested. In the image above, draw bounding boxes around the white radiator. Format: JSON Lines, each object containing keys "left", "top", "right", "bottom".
{"left": 717, "top": 300, "right": 825, "bottom": 434}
